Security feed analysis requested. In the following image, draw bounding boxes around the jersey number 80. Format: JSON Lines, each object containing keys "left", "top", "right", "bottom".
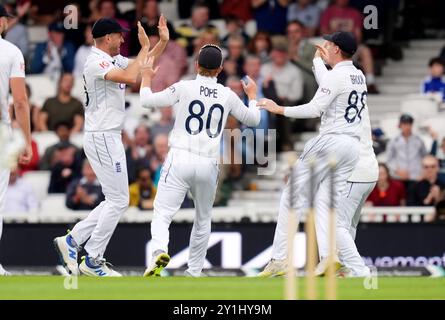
{"left": 185, "top": 100, "right": 225, "bottom": 138}
{"left": 344, "top": 90, "right": 367, "bottom": 124}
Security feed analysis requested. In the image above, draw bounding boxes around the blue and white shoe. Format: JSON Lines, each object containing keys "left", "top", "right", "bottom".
{"left": 79, "top": 256, "right": 122, "bottom": 277}
{"left": 53, "top": 234, "right": 80, "bottom": 276}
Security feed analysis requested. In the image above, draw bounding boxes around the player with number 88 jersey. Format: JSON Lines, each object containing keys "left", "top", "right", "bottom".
{"left": 139, "top": 44, "right": 261, "bottom": 277}
{"left": 258, "top": 31, "right": 366, "bottom": 277}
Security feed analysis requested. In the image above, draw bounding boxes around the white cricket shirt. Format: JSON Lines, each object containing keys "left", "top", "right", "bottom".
{"left": 0, "top": 35, "right": 25, "bottom": 126}
{"left": 313, "top": 57, "right": 378, "bottom": 182}
{"left": 82, "top": 47, "right": 129, "bottom": 132}
{"left": 140, "top": 75, "right": 261, "bottom": 159}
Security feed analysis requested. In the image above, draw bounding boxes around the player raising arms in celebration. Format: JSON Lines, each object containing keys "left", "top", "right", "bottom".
{"left": 139, "top": 45, "right": 261, "bottom": 277}
{"left": 258, "top": 32, "right": 366, "bottom": 277}
{"left": 54, "top": 16, "right": 169, "bottom": 277}
{"left": 0, "top": 4, "right": 33, "bottom": 276}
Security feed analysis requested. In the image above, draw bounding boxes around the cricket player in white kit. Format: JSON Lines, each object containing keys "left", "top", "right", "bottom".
{"left": 258, "top": 32, "right": 366, "bottom": 277}
{"left": 312, "top": 41, "right": 378, "bottom": 277}
{"left": 54, "top": 17, "right": 169, "bottom": 276}
{"left": 0, "top": 5, "right": 33, "bottom": 276}
{"left": 139, "top": 44, "right": 261, "bottom": 277}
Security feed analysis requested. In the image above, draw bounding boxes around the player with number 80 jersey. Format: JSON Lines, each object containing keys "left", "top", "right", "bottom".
{"left": 139, "top": 44, "right": 261, "bottom": 277}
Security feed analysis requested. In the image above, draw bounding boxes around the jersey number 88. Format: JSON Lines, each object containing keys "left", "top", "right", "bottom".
{"left": 185, "top": 100, "right": 224, "bottom": 138}
{"left": 344, "top": 90, "right": 367, "bottom": 124}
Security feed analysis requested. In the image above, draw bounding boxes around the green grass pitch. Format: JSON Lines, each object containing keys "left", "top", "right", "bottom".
{"left": 0, "top": 276, "right": 445, "bottom": 300}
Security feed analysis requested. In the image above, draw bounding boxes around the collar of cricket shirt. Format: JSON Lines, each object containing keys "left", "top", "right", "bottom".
{"left": 333, "top": 60, "right": 354, "bottom": 69}
{"left": 92, "top": 46, "right": 115, "bottom": 63}
{"left": 196, "top": 74, "right": 217, "bottom": 83}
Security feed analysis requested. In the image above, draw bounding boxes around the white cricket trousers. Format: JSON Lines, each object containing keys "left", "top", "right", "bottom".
{"left": 0, "top": 168, "right": 9, "bottom": 245}
{"left": 0, "top": 124, "right": 12, "bottom": 249}
{"left": 271, "top": 134, "right": 360, "bottom": 261}
{"left": 150, "top": 148, "right": 219, "bottom": 277}
{"left": 70, "top": 131, "right": 129, "bottom": 260}
{"left": 334, "top": 181, "right": 375, "bottom": 275}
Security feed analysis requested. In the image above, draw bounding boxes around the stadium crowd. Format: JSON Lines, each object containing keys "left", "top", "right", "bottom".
{"left": 1, "top": 0, "right": 445, "bottom": 220}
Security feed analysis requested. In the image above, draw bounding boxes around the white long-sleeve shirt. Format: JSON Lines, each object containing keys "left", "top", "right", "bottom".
{"left": 312, "top": 57, "right": 378, "bottom": 183}
{"left": 283, "top": 58, "right": 366, "bottom": 140}
{"left": 140, "top": 75, "right": 260, "bottom": 159}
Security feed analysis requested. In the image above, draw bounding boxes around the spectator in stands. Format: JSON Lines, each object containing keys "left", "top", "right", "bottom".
{"left": 407, "top": 155, "right": 445, "bottom": 206}
{"left": 372, "top": 128, "right": 387, "bottom": 156}
{"left": 386, "top": 114, "right": 427, "bottom": 187}
{"left": 286, "top": 20, "right": 318, "bottom": 103}
{"left": 287, "top": 0, "right": 321, "bottom": 37}
{"left": 151, "top": 107, "right": 174, "bottom": 139}
{"left": 129, "top": 167, "right": 157, "bottom": 210}
{"left": 243, "top": 55, "right": 279, "bottom": 131}
{"left": 220, "top": 0, "right": 253, "bottom": 23}
{"left": 176, "top": 3, "right": 218, "bottom": 56}
{"left": 40, "top": 122, "right": 77, "bottom": 170}
{"left": 10, "top": 83, "right": 40, "bottom": 133}
{"left": 367, "top": 163, "right": 406, "bottom": 206}
{"left": 4, "top": 1, "right": 29, "bottom": 57}
{"left": 96, "top": 0, "right": 130, "bottom": 57}
{"left": 132, "top": 25, "right": 184, "bottom": 93}
{"left": 73, "top": 24, "right": 93, "bottom": 78}
{"left": 221, "top": 15, "right": 250, "bottom": 49}
{"left": 422, "top": 57, "right": 445, "bottom": 102}
{"left": 320, "top": 0, "right": 379, "bottom": 94}
{"left": 219, "top": 35, "right": 246, "bottom": 85}
{"left": 129, "top": 0, "right": 178, "bottom": 56}
{"left": 30, "top": 21, "right": 76, "bottom": 79}
{"left": 66, "top": 160, "right": 104, "bottom": 210}
{"left": 261, "top": 36, "right": 303, "bottom": 149}
{"left": 247, "top": 31, "right": 272, "bottom": 63}
{"left": 48, "top": 142, "right": 81, "bottom": 194}
{"left": 252, "top": 0, "right": 290, "bottom": 35}
{"left": 150, "top": 134, "right": 169, "bottom": 187}
{"left": 38, "top": 73, "right": 84, "bottom": 134}
{"left": 126, "top": 124, "right": 153, "bottom": 184}
{"left": 260, "top": 37, "right": 303, "bottom": 106}
{"left": 429, "top": 129, "right": 445, "bottom": 183}
{"left": 185, "top": 30, "right": 221, "bottom": 78}
{"left": 1, "top": 169, "right": 38, "bottom": 213}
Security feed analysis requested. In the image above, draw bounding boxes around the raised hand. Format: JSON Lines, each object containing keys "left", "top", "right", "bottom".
{"left": 315, "top": 44, "right": 328, "bottom": 61}
{"left": 241, "top": 76, "right": 257, "bottom": 100}
{"left": 158, "top": 14, "right": 169, "bottom": 42}
{"left": 140, "top": 56, "right": 159, "bottom": 78}
{"left": 257, "top": 98, "right": 284, "bottom": 115}
{"left": 137, "top": 21, "right": 150, "bottom": 49}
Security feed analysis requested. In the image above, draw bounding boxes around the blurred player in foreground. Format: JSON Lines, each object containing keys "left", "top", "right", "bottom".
{"left": 53, "top": 16, "right": 169, "bottom": 277}
{"left": 258, "top": 32, "right": 366, "bottom": 277}
{"left": 0, "top": 4, "right": 32, "bottom": 276}
{"left": 139, "top": 44, "right": 261, "bottom": 277}
{"left": 312, "top": 41, "right": 378, "bottom": 278}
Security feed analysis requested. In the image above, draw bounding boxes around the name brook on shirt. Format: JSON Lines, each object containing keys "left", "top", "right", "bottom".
{"left": 200, "top": 86, "right": 218, "bottom": 98}
{"left": 350, "top": 75, "right": 365, "bottom": 85}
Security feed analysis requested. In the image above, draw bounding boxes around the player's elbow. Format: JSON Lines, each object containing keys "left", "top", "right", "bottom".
{"left": 13, "top": 99, "right": 29, "bottom": 112}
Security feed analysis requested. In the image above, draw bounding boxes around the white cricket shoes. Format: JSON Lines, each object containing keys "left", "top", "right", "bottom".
{"left": 53, "top": 234, "right": 80, "bottom": 276}
{"left": 258, "top": 259, "right": 287, "bottom": 278}
{"left": 79, "top": 256, "right": 122, "bottom": 277}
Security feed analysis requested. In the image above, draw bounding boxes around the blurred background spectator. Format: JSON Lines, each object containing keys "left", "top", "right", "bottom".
{"left": 422, "top": 57, "right": 445, "bottom": 102}
{"left": 10, "top": 83, "right": 40, "bottom": 133}
{"left": 287, "top": 0, "right": 321, "bottom": 37}
{"left": 30, "top": 22, "right": 76, "bottom": 79}
{"left": 247, "top": 31, "right": 272, "bottom": 63}
{"left": 386, "top": 114, "right": 427, "bottom": 188}
{"left": 126, "top": 124, "right": 154, "bottom": 184}
{"left": 407, "top": 155, "right": 445, "bottom": 206}
{"left": 367, "top": 163, "right": 406, "bottom": 207}
{"left": 40, "top": 122, "right": 77, "bottom": 170}
{"left": 252, "top": 0, "right": 290, "bottom": 35}
{"left": 129, "top": 167, "right": 157, "bottom": 210}
{"left": 150, "top": 134, "right": 169, "bottom": 187}
{"left": 48, "top": 142, "right": 82, "bottom": 194}
{"left": 38, "top": 73, "right": 84, "bottom": 134}
{"left": 1, "top": 169, "right": 38, "bottom": 213}
{"left": 66, "top": 160, "right": 104, "bottom": 210}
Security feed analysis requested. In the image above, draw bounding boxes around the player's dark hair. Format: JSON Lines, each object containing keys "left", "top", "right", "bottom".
{"left": 429, "top": 57, "right": 445, "bottom": 68}
{"left": 340, "top": 49, "right": 353, "bottom": 59}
